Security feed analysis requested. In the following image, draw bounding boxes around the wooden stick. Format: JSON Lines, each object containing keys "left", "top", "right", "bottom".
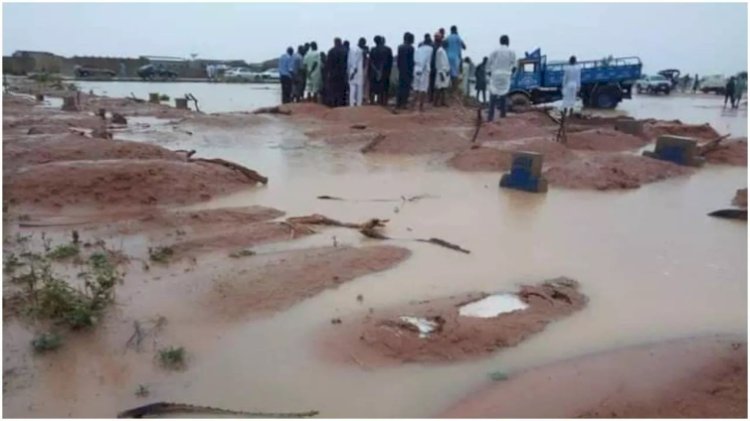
{"left": 698, "top": 134, "right": 731, "bottom": 156}
{"left": 190, "top": 158, "right": 268, "bottom": 184}
{"left": 416, "top": 237, "right": 471, "bottom": 254}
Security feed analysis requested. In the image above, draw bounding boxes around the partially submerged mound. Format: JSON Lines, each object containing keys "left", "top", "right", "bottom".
{"left": 5, "top": 159, "right": 262, "bottom": 210}
{"left": 477, "top": 114, "right": 555, "bottom": 142}
{"left": 324, "top": 278, "right": 586, "bottom": 366}
{"left": 3, "top": 133, "right": 181, "bottom": 172}
{"left": 441, "top": 335, "right": 746, "bottom": 418}
{"left": 564, "top": 128, "right": 649, "bottom": 152}
{"left": 544, "top": 153, "right": 693, "bottom": 190}
{"left": 448, "top": 139, "right": 575, "bottom": 172}
{"left": 643, "top": 120, "right": 720, "bottom": 141}
{"left": 206, "top": 245, "right": 411, "bottom": 319}
{"left": 701, "top": 138, "right": 747, "bottom": 166}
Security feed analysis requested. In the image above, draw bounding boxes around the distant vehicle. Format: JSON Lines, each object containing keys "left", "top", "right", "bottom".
{"left": 700, "top": 75, "right": 727, "bottom": 95}
{"left": 260, "top": 69, "right": 280, "bottom": 82}
{"left": 74, "top": 65, "right": 116, "bottom": 79}
{"left": 657, "top": 69, "right": 681, "bottom": 89}
{"left": 137, "top": 64, "right": 178, "bottom": 81}
{"left": 225, "top": 67, "right": 262, "bottom": 82}
{"left": 636, "top": 75, "right": 671, "bottom": 95}
{"left": 508, "top": 48, "right": 642, "bottom": 109}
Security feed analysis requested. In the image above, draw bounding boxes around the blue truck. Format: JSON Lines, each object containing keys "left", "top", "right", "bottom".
{"left": 508, "top": 48, "right": 643, "bottom": 109}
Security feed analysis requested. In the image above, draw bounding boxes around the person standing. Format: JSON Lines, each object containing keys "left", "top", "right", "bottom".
{"left": 445, "top": 25, "right": 466, "bottom": 88}
{"left": 278, "top": 47, "right": 294, "bottom": 104}
{"left": 486, "top": 35, "right": 516, "bottom": 121}
{"left": 381, "top": 36, "right": 394, "bottom": 106}
{"left": 724, "top": 76, "right": 736, "bottom": 108}
{"left": 413, "top": 34, "right": 434, "bottom": 112}
{"left": 475, "top": 56, "right": 488, "bottom": 104}
{"left": 304, "top": 42, "right": 323, "bottom": 102}
{"left": 734, "top": 74, "right": 747, "bottom": 109}
{"left": 692, "top": 74, "right": 700, "bottom": 94}
{"left": 369, "top": 36, "right": 388, "bottom": 105}
{"left": 326, "top": 38, "right": 348, "bottom": 107}
{"left": 433, "top": 40, "right": 450, "bottom": 107}
{"left": 348, "top": 37, "right": 366, "bottom": 106}
{"left": 396, "top": 32, "right": 415, "bottom": 109}
{"left": 461, "top": 57, "right": 474, "bottom": 97}
{"left": 291, "top": 46, "right": 305, "bottom": 102}
{"left": 557, "top": 55, "right": 581, "bottom": 144}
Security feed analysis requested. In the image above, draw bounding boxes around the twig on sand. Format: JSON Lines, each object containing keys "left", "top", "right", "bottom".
{"left": 416, "top": 237, "right": 471, "bottom": 254}
{"left": 116, "top": 402, "right": 319, "bottom": 418}
{"left": 698, "top": 134, "right": 731, "bottom": 156}
{"left": 360, "top": 134, "right": 386, "bottom": 154}
{"left": 185, "top": 93, "right": 200, "bottom": 113}
{"left": 471, "top": 107, "right": 483, "bottom": 143}
{"left": 286, "top": 214, "right": 390, "bottom": 239}
{"left": 190, "top": 158, "right": 268, "bottom": 184}
{"left": 129, "top": 92, "right": 145, "bottom": 103}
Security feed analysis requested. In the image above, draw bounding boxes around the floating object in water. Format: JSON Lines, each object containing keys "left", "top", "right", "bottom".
{"left": 708, "top": 208, "right": 747, "bottom": 220}
{"left": 399, "top": 316, "right": 439, "bottom": 338}
{"left": 459, "top": 294, "right": 528, "bottom": 318}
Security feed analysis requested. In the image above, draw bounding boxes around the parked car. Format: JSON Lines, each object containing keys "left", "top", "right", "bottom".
{"left": 260, "top": 69, "right": 280, "bottom": 82}
{"left": 74, "top": 65, "right": 116, "bottom": 79}
{"left": 137, "top": 64, "right": 178, "bottom": 81}
{"left": 635, "top": 75, "right": 671, "bottom": 95}
{"left": 225, "top": 67, "right": 262, "bottom": 82}
{"left": 700, "top": 75, "right": 727, "bottom": 95}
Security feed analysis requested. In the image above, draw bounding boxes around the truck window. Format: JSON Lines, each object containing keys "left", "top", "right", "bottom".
{"left": 523, "top": 62, "right": 535, "bottom": 73}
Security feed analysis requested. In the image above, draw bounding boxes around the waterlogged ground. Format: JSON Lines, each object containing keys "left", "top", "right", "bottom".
{"left": 2, "top": 87, "right": 747, "bottom": 417}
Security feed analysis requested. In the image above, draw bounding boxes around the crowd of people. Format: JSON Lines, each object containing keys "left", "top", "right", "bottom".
{"left": 278, "top": 26, "right": 531, "bottom": 121}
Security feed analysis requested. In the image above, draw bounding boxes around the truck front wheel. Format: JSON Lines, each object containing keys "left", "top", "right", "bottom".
{"left": 593, "top": 86, "right": 621, "bottom": 109}
{"left": 508, "top": 92, "right": 531, "bottom": 112}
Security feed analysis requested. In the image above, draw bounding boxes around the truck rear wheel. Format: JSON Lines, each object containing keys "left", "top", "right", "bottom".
{"left": 508, "top": 92, "right": 531, "bottom": 112}
{"left": 593, "top": 86, "right": 621, "bottom": 109}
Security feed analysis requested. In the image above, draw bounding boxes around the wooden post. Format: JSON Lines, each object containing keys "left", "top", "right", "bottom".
{"left": 149, "top": 93, "right": 160, "bottom": 104}
{"left": 175, "top": 98, "right": 189, "bottom": 110}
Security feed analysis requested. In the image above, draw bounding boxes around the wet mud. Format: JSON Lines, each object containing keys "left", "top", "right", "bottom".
{"left": 320, "top": 278, "right": 586, "bottom": 366}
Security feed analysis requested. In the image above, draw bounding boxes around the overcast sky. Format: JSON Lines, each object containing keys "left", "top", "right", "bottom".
{"left": 3, "top": 2, "right": 747, "bottom": 75}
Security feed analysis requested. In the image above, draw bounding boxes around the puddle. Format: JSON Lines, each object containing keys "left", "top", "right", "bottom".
{"left": 458, "top": 294, "right": 529, "bottom": 318}
{"left": 399, "top": 316, "right": 440, "bottom": 338}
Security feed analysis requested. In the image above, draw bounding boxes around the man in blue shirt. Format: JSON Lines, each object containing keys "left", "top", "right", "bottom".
{"left": 445, "top": 25, "right": 466, "bottom": 88}
{"left": 291, "top": 46, "right": 304, "bottom": 102}
{"left": 278, "top": 47, "right": 294, "bottom": 104}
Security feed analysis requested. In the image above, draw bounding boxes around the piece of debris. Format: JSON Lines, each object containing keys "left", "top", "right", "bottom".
{"left": 356, "top": 294, "right": 364, "bottom": 302}
{"left": 708, "top": 209, "right": 747, "bottom": 220}
{"left": 116, "top": 402, "right": 319, "bottom": 418}
{"left": 253, "top": 105, "right": 292, "bottom": 115}
{"left": 360, "top": 134, "right": 386, "bottom": 154}
{"left": 416, "top": 237, "right": 471, "bottom": 254}
{"left": 317, "top": 195, "right": 344, "bottom": 200}
{"left": 331, "top": 318, "right": 342, "bottom": 324}
{"left": 732, "top": 188, "right": 747, "bottom": 208}
{"left": 189, "top": 157, "right": 268, "bottom": 184}
{"left": 351, "top": 124, "right": 367, "bottom": 130}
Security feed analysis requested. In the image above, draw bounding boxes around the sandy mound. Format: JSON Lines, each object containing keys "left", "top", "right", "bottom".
{"left": 4, "top": 134, "right": 181, "bottom": 172}
{"left": 82, "top": 95, "right": 190, "bottom": 119}
{"left": 477, "top": 113, "right": 556, "bottom": 142}
{"left": 545, "top": 153, "right": 693, "bottom": 190}
{"left": 322, "top": 278, "right": 586, "bottom": 366}
{"left": 643, "top": 120, "right": 720, "bottom": 141}
{"left": 206, "top": 245, "right": 411, "bottom": 318}
{"left": 733, "top": 188, "right": 747, "bottom": 208}
{"left": 702, "top": 138, "right": 747, "bottom": 166}
{"left": 441, "top": 335, "right": 746, "bottom": 418}
{"left": 449, "top": 139, "right": 576, "bottom": 172}
{"left": 5, "top": 159, "right": 261, "bottom": 210}
{"left": 281, "top": 102, "right": 331, "bottom": 119}
{"left": 361, "top": 127, "right": 472, "bottom": 154}
{"left": 565, "top": 128, "right": 649, "bottom": 152}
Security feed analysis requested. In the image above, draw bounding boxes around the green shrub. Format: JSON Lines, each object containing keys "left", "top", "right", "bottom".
{"left": 158, "top": 346, "right": 186, "bottom": 370}
{"left": 31, "top": 332, "right": 63, "bottom": 353}
{"left": 47, "top": 244, "right": 80, "bottom": 260}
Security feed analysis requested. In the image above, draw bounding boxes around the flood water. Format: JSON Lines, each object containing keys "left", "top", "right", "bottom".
{"left": 4, "top": 86, "right": 748, "bottom": 417}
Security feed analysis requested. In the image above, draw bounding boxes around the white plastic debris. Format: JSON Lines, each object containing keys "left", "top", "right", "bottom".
{"left": 458, "top": 294, "right": 528, "bottom": 318}
{"left": 399, "top": 316, "right": 439, "bottom": 338}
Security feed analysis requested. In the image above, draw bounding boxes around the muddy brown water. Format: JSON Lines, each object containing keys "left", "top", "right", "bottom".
{"left": 3, "top": 91, "right": 747, "bottom": 417}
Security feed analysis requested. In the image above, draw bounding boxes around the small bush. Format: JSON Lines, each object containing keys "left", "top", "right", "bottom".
{"left": 135, "top": 384, "right": 150, "bottom": 398}
{"left": 31, "top": 332, "right": 62, "bottom": 353}
{"left": 148, "top": 246, "right": 174, "bottom": 264}
{"left": 488, "top": 371, "right": 509, "bottom": 381}
{"left": 47, "top": 244, "right": 80, "bottom": 260}
{"left": 158, "top": 346, "right": 186, "bottom": 370}
{"left": 159, "top": 94, "right": 170, "bottom": 101}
